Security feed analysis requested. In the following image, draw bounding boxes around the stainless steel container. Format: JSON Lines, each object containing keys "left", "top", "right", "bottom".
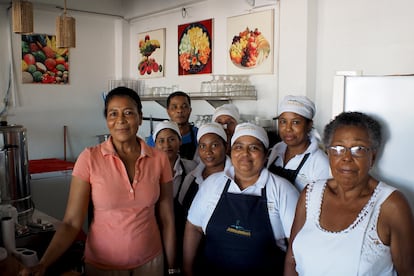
{"left": 0, "top": 124, "right": 33, "bottom": 225}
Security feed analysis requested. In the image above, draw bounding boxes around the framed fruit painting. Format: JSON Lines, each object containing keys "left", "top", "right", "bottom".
{"left": 227, "top": 9, "right": 274, "bottom": 74}
{"left": 21, "top": 34, "right": 69, "bottom": 84}
{"left": 178, "top": 19, "right": 213, "bottom": 76}
{"left": 138, "top": 28, "right": 165, "bottom": 78}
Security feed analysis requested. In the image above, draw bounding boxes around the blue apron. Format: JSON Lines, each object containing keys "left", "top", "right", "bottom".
{"left": 197, "top": 179, "right": 285, "bottom": 275}
{"left": 179, "top": 124, "right": 197, "bottom": 160}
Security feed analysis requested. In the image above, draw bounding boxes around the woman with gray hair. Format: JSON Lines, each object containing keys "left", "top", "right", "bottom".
{"left": 284, "top": 111, "right": 414, "bottom": 275}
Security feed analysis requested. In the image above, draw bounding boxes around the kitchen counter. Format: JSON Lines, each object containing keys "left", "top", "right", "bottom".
{"left": 0, "top": 210, "right": 85, "bottom": 275}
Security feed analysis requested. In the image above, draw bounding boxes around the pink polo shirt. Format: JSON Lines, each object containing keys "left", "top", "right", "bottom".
{"left": 72, "top": 137, "right": 173, "bottom": 269}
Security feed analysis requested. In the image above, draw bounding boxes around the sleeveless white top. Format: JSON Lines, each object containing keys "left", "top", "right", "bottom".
{"left": 292, "top": 181, "right": 397, "bottom": 276}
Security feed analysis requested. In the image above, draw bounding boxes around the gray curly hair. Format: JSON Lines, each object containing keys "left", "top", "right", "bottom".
{"left": 323, "top": 111, "right": 382, "bottom": 151}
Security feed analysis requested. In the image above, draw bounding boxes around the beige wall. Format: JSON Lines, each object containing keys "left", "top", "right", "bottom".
{"left": 0, "top": 4, "right": 120, "bottom": 160}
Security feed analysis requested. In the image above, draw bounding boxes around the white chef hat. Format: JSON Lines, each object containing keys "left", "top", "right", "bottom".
{"left": 152, "top": 120, "right": 181, "bottom": 141}
{"left": 231, "top": 122, "right": 269, "bottom": 149}
{"left": 278, "top": 95, "right": 316, "bottom": 120}
{"left": 196, "top": 122, "right": 227, "bottom": 143}
{"left": 212, "top": 103, "right": 240, "bottom": 123}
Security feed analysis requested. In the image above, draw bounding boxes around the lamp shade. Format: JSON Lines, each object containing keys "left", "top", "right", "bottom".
{"left": 56, "top": 14, "right": 76, "bottom": 48}
{"left": 12, "top": 0, "right": 33, "bottom": 34}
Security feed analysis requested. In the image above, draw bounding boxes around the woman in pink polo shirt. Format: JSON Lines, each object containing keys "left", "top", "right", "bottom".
{"left": 21, "top": 87, "right": 178, "bottom": 275}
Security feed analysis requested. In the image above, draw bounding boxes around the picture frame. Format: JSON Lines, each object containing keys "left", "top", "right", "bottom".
{"left": 178, "top": 19, "right": 213, "bottom": 76}
{"left": 137, "top": 28, "right": 165, "bottom": 78}
{"left": 227, "top": 9, "right": 274, "bottom": 74}
{"left": 21, "top": 34, "right": 69, "bottom": 84}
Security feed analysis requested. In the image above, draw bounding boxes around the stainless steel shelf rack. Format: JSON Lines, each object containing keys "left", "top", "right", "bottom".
{"left": 140, "top": 90, "right": 257, "bottom": 108}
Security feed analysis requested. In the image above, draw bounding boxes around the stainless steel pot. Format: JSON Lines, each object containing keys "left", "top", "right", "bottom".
{"left": 0, "top": 124, "right": 33, "bottom": 225}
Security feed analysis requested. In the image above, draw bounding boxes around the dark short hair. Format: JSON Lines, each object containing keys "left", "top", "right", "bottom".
{"left": 323, "top": 111, "right": 382, "bottom": 150}
{"left": 166, "top": 91, "right": 191, "bottom": 108}
{"left": 104, "top": 86, "right": 142, "bottom": 117}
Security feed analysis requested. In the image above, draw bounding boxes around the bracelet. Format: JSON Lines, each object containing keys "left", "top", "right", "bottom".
{"left": 168, "top": 268, "right": 181, "bottom": 274}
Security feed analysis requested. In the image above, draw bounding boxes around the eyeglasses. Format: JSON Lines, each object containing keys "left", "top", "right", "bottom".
{"left": 328, "top": 145, "right": 371, "bottom": 158}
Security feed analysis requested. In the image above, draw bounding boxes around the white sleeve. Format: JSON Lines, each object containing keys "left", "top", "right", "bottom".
{"left": 267, "top": 174, "right": 299, "bottom": 239}
{"left": 187, "top": 173, "right": 226, "bottom": 232}
{"left": 186, "top": 182, "right": 208, "bottom": 227}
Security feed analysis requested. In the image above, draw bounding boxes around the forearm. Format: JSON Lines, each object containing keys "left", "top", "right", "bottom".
{"left": 284, "top": 254, "right": 298, "bottom": 276}
{"left": 162, "top": 223, "right": 177, "bottom": 269}
{"left": 38, "top": 222, "right": 83, "bottom": 269}
{"left": 157, "top": 181, "right": 177, "bottom": 269}
{"left": 182, "top": 222, "right": 203, "bottom": 276}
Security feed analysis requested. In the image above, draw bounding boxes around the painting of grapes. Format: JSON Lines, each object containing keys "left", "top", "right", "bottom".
{"left": 227, "top": 10, "right": 274, "bottom": 74}
{"left": 138, "top": 28, "right": 165, "bottom": 78}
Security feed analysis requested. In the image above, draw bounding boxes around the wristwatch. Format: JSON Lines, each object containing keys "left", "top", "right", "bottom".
{"left": 168, "top": 268, "right": 181, "bottom": 274}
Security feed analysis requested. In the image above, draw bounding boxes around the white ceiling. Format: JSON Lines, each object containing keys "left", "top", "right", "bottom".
{"left": 0, "top": 0, "right": 205, "bottom": 19}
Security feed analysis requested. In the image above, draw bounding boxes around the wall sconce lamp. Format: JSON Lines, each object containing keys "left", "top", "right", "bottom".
{"left": 56, "top": 0, "right": 76, "bottom": 48}
{"left": 12, "top": 0, "right": 34, "bottom": 34}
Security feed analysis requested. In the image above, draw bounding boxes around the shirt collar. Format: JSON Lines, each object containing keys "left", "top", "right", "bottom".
{"left": 100, "top": 136, "right": 153, "bottom": 158}
{"left": 173, "top": 155, "right": 183, "bottom": 177}
{"left": 224, "top": 165, "right": 269, "bottom": 190}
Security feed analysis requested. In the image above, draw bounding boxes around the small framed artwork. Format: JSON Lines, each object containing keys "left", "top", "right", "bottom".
{"left": 21, "top": 34, "right": 69, "bottom": 84}
{"left": 178, "top": 19, "right": 213, "bottom": 76}
{"left": 227, "top": 9, "right": 274, "bottom": 74}
{"left": 138, "top": 28, "right": 165, "bottom": 78}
